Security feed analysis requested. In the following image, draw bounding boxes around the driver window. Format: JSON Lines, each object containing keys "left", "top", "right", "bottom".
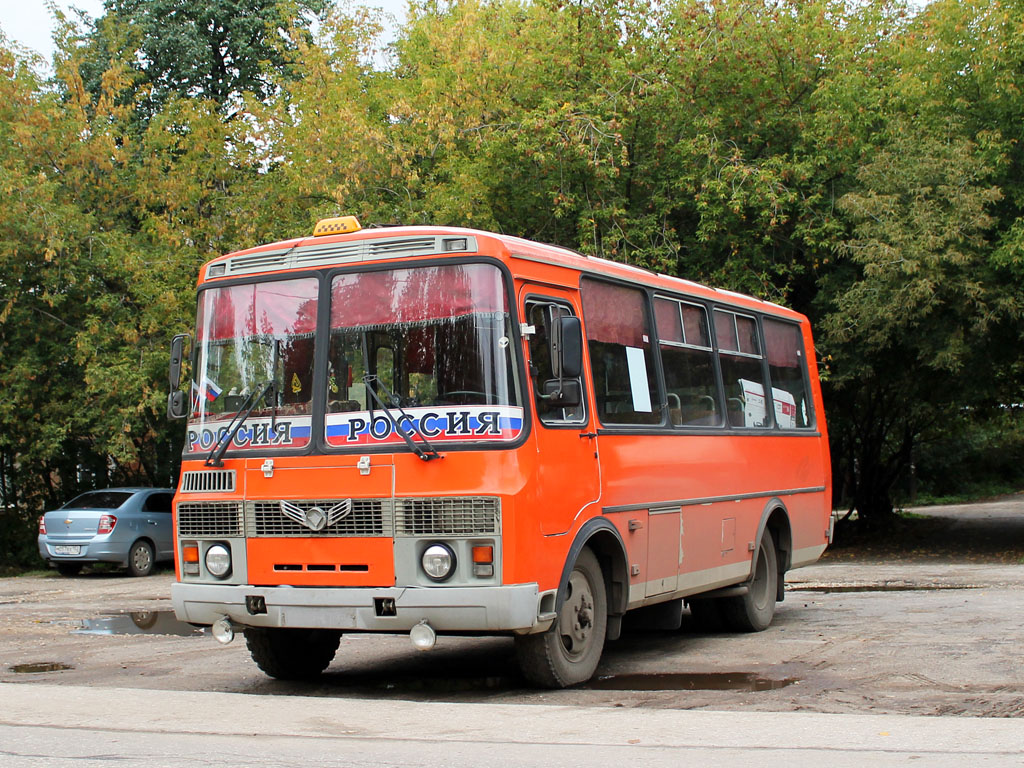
{"left": 527, "top": 301, "right": 585, "bottom": 425}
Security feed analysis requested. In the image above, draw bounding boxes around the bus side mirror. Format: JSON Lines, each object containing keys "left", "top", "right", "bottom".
{"left": 167, "top": 334, "right": 190, "bottom": 420}
{"left": 167, "top": 390, "right": 186, "bottom": 420}
{"left": 542, "top": 379, "right": 582, "bottom": 408}
{"left": 557, "top": 316, "right": 583, "bottom": 379}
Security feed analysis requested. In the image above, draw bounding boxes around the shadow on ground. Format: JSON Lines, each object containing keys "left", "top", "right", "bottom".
{"left": 826, "top": 493, "right": 1024, "bottom": 563}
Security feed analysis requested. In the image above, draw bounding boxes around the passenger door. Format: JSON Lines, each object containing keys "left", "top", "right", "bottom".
{"left": 520, "top": 288, "right": 600, "bottom": 536}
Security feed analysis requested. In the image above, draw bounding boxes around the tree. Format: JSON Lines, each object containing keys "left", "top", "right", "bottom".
{"left": 81, "top": 0, "right": 329, "bottom": 120}
{"left": 817, "top": 0, "right": 1024, "bottom": 524}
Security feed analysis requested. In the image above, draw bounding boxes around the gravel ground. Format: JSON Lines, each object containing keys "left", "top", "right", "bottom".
{"left": 2, "top": 498, "right": 1022, "bottom": 718}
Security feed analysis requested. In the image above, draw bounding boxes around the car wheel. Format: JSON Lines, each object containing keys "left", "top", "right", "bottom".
{"left": 128, "top": 540, "right": 155, "bottom": 577}
{"left": 56, "top": 562, "right": 83, "bottom": 577}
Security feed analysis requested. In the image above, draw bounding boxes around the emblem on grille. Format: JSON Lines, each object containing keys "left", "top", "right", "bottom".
{"left": 279, "top": 500, "right": 353, "bottom": 532}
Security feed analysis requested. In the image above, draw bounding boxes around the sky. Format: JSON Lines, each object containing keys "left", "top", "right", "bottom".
{"left": 0, "top": 0, "right": 106, "bottom": 59}
{"left": 0, "top": 0, "right": 409, "bottom": 63}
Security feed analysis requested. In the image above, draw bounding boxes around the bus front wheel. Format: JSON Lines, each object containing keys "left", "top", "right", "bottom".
{"left": 515, "top": 547, "right": 607, "bottom": 688}
{"left": 244, "top": 627, "right": 341, "bottom": 680}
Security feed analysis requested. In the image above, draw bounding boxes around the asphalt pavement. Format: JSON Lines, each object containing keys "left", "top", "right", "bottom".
{"left": 2, "top": 682, "right": 1023, "bottom": 767}
{"left": 2, "top": 496, "right": 1023, "bottom": 765}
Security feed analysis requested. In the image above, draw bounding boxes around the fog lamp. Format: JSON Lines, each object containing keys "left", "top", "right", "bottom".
{"left": 205, "top": 544, "right": 232, "bottom": 579}
{"left": 421, "top": 543, "right": 455, "bottom": 582}
{"left": 211, "top": 616, "right": 235, "bottom": 645}
{"left": 410, "top": 620, "right": 437, "bottom": 651}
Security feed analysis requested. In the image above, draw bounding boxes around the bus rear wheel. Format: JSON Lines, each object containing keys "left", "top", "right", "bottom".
{"left": 515, "top": 547, "right": 607, "bottom": 688}
{"left": 244, "top": 627, "right": 341, "bottom": 680}
{"left": 721, "top": 529, "right": 778, "bottom": 632}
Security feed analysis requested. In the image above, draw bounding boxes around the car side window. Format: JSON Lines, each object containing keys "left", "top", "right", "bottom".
{"left": 143, "top": 493, "right": 173, "bottom": 513}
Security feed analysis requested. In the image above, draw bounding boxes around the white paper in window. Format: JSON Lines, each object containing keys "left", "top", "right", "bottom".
{"left": 625, "top": 346, "right": 653, "bottom": 412}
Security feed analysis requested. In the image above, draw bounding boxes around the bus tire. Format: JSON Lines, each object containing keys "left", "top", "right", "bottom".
{"left": 722, "top": 530, "right": 778, "bottom": 632}
{"left": 244, "top": 627, "right": 341, "bottom": 680}
{"left": 515, "top": 547, "right": 607, "bottom": 688}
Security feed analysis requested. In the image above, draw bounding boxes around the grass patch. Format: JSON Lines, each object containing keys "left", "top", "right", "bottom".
{"left": 903, "top": 484, "right": 1024, "bottom": 508}
{"left": 827, "top": 498, "right": 1024, "bottom": 564}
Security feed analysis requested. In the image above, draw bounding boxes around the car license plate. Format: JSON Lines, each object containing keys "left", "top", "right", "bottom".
{"left": 54, "top": 546, "right": 81, "bottom": 556}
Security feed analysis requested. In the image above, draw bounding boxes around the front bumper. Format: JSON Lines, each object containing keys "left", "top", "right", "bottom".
{"left": 172, "top": 582, "right": 548, "bottom": 633}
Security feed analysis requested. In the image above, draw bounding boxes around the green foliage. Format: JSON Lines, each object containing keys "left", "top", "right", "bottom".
{"left": 82, "top": 0, "right": 330, "bottom": 119}
{"left": 911, "top": 408, "right": 1024, "bottom": 504}
{"left": 1, "top": 0, "right": 1023, "bottom": 566}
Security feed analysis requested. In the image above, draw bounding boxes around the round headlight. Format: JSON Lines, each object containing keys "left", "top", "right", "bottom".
{"left": 205, "top": 544, "right": 232, "bottom": 579}
{"left": 421, "top": 543, "right": 456, "bottom": 582}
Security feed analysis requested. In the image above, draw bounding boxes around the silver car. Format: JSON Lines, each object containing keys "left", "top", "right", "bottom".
{"left": 37, "top": 488, "right": 175, "bottom": 577}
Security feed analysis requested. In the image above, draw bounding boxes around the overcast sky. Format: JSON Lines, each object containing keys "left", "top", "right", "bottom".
{"left": 0, "top": 0, "right": 408, "bottom": 63}
{"left": 0, "top": 0, "right": 105, "bottom": 59}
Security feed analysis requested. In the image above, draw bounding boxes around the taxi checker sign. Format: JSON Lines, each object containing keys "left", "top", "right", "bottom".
{"left": 280, "top": 499, "right": 353, "bottom": 532}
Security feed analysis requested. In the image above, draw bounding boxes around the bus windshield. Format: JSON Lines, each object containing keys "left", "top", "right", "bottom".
{"left": 324, "top": 263, "right": 524, "bottom": 448}
{"left": 188, "top": 277, "right": 318, "bottom": 453}
{"left": 185, "top": 263, "right": 524, "bottom": 455}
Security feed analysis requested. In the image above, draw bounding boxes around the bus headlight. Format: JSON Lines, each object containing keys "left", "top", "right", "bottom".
{"left": 205, "top": 544, "right": 232, "bottom": 579}
{"left": 421, "top": 543, "right": 456, "bottom": 582}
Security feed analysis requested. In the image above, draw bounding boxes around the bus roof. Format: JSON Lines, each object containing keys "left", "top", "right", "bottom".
{"left": 201, "top": 225, "right": 804, "bottom": 322}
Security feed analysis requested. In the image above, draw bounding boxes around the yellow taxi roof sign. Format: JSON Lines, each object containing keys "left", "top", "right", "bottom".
{"left": 313, "top": 216, "right": 362, "bottom": 237}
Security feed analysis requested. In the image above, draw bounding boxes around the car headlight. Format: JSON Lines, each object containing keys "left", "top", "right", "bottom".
{"left": 205, "top": 544, "right": 232, "bottom": 579}
{"left": 421, "top": 543, "right": 456, "bottom": 582}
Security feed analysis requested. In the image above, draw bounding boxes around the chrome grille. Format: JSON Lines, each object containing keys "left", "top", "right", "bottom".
{"left": 395, "top": 497, "right": 500, "bottom": 536}
{"left": 177, "top": 501, "right": 244, "bottom": 537}
{"left": 248, "top": 499, "right": 393, "bottom": 537}
{"left": 180, "top": 470, "right": 236, "bottom": 493}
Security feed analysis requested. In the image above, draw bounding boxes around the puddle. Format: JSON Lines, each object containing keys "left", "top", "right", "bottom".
{"left": 585, "top": 672, "right": 797, "bottom": 692}
{"left": 307, "top": 671, "right": 795, "bottom": 695}
{"left": 789, "top": 584, "right": 981, "bottom": 594}
{"left": 70, "top": 611, "right": 205, "bottom": 637}
{"left": 10, "top": 662, "right": 74, "bottom": 673}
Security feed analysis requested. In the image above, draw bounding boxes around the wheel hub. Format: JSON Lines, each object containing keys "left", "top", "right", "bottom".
{"left": 559, "top": 571, "right": 595, "bottom": 658}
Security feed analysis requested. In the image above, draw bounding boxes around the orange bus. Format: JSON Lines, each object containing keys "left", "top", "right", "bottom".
{"left": 168, "top": 217, "right": 832, "bottom": 687}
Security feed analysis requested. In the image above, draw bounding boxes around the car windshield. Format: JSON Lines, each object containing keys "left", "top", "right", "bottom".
{"left": 62, "top": 491, "right": 133, "bottom": 510}
{"left": 325, "top": 263, "right": 524, "bottom": 448}
{"left": 188, "top": 277, "right": 318, "bottom": 453}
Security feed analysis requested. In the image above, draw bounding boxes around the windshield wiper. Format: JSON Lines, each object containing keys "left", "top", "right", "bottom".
{"left": 363, "top": 375, "right": 442, "bottom": 462}
{"left": 205, "top": 381, "right": 275, "bottom": 467}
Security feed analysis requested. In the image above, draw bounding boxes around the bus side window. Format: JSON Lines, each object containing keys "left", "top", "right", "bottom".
{"left": 580, "top": 280, "right": 661, "bottom": 426}
{"left": 654, "top": 297, "right": 722, "bottom": 427}
{"left": 527, "top": 301, "right": 585, "bottom": 424}
{"left": 764, "top": 318, "right": 814, "bottom": 429}
{"left": 714, "top": 310, "right": 768, "bottom": 428}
